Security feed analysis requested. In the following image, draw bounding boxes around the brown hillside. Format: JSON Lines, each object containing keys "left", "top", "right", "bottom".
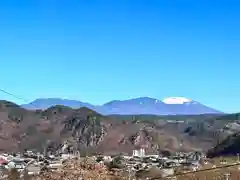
{"left": 0, "top": 100, "right": 227, "bottom": 154}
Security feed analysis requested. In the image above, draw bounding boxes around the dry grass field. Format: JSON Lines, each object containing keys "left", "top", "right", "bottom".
{"left": 167, "top": 157, "right": 240, "bottom": 180}
{"left": 176, "top": 167, "right": 240, "bottom": 180}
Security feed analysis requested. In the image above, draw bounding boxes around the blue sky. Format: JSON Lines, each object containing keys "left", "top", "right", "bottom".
{"left": 0, "top": 0, "right": 239, "bottom": 113}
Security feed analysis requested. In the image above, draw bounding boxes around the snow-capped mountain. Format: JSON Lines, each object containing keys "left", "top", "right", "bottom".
{"left": 160, "top": 97, "right": 222, "bottom": 115}
{"left": 162, "top": 97, "right": 193, "bottom": 104}
{"left": 21, "top": 97, "right": 224, "bottom": 115}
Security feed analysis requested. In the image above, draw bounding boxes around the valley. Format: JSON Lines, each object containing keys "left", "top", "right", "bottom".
{"left": 0, "top": 100, "right": 240, "bottom": 179}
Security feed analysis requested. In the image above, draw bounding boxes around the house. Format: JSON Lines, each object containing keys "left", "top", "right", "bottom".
{"left": 132, "top": 148, "right": 145, "bottom": 157}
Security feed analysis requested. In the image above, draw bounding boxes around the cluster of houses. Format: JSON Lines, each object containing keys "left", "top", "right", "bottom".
{"left": 94, "top": 149, "right": 207, "bottom": 178}
{"left": 128, "top": 150, "right": 205, "bottom": 175}
{"left": 0, "top": 150, "right": 78, "bottom": 178}
{"left": 0, "top": 147, "right": 208, "bottom": 179}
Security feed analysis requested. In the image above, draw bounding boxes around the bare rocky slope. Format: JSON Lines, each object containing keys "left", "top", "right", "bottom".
{"left": 0, "top": 100, "right": 237, "bottom": 155}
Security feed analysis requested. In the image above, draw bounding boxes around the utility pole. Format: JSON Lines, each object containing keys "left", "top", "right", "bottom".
{"left": 127, "top": 165, "right": 132, "bottom": 180}
{"left": 224, "top": 173, "right": 230, "bottom": 180}
{"left": 43, "top": 145, "right": 46, "bottom": 157}
{"left": 37, "top": 152, "right": 40, "bottom": 162}
{"left": 157, "top": 144, "right": 160, "bottom": 158}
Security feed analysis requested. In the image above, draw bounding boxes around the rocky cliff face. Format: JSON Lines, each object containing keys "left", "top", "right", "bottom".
{"left": 61, "top": 112, "right": 107, "bottom": 147}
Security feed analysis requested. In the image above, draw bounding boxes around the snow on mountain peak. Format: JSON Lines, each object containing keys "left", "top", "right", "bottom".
{"left": 162, "top": 97, "right": 193, "bottom": 104}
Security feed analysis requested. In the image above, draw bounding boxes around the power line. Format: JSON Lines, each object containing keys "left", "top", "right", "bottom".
{"left": 150, "top": 163, "right": 240, "bottom": 180}
{"left": 0, "top": 89, "right": 29, "bottom": 102}
{"left": 0, "top": 88, "right": 39, "bottom": 109}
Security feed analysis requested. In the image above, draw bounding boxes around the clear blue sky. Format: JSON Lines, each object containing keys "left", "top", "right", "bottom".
{"left": 0, "top": 0, "right": 239, "bottom": 113}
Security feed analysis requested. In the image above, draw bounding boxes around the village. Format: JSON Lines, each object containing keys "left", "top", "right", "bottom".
{"left": 0, "top": 145, "right": 238, "bottom": 179}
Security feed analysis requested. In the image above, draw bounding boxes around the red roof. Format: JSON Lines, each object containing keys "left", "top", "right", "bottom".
{"left": 0, "top": 158, "right": 8, "bottom": 164}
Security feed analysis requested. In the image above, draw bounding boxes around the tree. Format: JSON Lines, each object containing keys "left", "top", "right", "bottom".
{"left": 107, "top": 156, "right": 125, "bottom": 169}
{"left": 8, "top": 168, "right": 20, "bottom": 180}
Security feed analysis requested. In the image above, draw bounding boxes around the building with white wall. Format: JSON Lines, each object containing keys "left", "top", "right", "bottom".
{"left": 132, "top": 148, "right": 145, "bottom": 157}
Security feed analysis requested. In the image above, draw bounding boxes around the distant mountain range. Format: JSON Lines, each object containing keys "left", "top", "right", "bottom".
{"left": 21, "top": 97, "right": 224, "bottom": 115}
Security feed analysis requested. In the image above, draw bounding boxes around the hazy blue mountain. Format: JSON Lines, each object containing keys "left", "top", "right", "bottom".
{"left": 101, "top": 97, "right": 223, "bottom": 115}
{"left": 21, "top": 98, "right": 95, "bottom": 110}
{"left": 21, "top": 97, "right": 224, "bottom": 115}
{"left": 101, "top": 97, "right": 170, "bottom": 115}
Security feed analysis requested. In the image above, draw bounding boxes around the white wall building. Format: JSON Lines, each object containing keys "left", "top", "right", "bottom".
{"left": 132, "top": 148, "right": 145, "bottom": 157}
